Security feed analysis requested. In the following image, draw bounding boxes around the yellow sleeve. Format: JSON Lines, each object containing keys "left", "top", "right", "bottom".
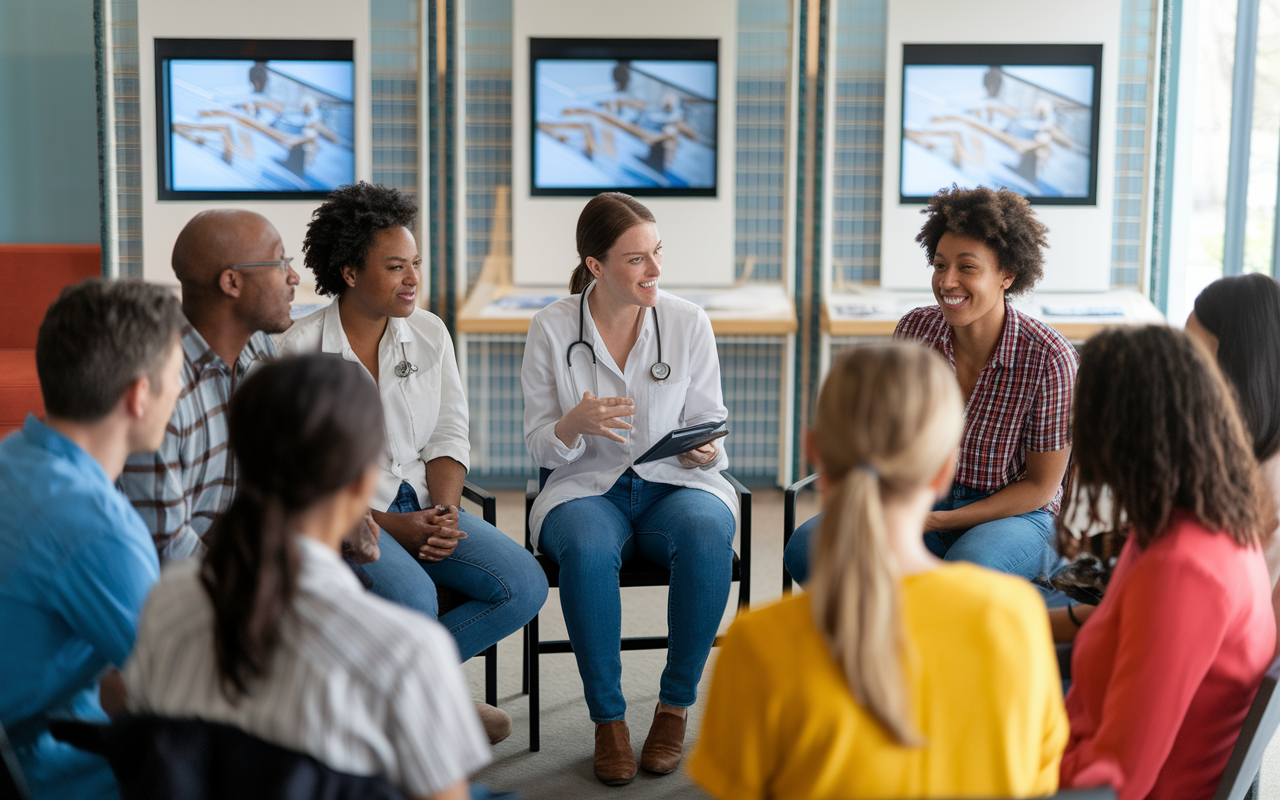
{"left": 1029, "top": 602, "right": 1069, "bottom": 795}
{"left": 687, "top": 617, "right": 778, "bottom": 800}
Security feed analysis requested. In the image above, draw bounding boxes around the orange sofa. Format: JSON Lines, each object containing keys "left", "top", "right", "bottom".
{"left": 0, "top": 245, "right": 102, "bottom": 438}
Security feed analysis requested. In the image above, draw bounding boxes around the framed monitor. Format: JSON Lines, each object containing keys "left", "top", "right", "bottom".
{"left": 899, "top": 43, "right": 1103, "bottom": 205}
{"left": 154, "top": 38, "right": 355, "bottom": 200}
{"left": 529, "top": 37, "right": 719, "bottom": 197}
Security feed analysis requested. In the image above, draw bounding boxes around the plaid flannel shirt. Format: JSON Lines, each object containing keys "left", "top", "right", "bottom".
{"left": 894, "top": 304, "right": 1077, "bottom": 514}
{"left": 118, "top": 321, "right": 275, "bottom": 561}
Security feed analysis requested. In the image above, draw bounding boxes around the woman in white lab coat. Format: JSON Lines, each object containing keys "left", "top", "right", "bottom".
{"left": 521, "top": 193, "right": 737, "bottom": 786}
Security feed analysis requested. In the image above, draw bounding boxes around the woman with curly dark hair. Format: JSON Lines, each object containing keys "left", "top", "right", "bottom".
{"left": 1058, "top": 325, "right": 1273, "bottom": 799}
{"left": 277, "top": 182, "right": 547, "bottom": 744}
{"left": 785, "top": 185, "right": 1076, "bottom": 590}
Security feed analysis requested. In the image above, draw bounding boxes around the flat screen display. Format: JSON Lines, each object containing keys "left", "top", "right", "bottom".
{"left": 530, "top": 38, "right": 718, "bottom": 197}
{"left": 900, "top": 44, "right": 1103, "bottom": 205}
{"left": 155, "top": 39, "right": 355, "bottom": 200}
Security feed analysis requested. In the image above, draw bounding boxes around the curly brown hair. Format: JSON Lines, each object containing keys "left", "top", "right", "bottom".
{"left": 915, "top": 185, "right": 1048, "bottom": 296}
{"left": 1062, "top": 325, "right": 1268, "bottom": 554}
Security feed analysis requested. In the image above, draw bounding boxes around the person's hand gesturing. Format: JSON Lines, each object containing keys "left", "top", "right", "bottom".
{"left": 555, "top": 392, "right": 636, "bottom": 448}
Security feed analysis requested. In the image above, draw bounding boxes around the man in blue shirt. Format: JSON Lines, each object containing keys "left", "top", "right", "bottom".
{"left": 0, "top": 279, "right": 185, "bottom": 799}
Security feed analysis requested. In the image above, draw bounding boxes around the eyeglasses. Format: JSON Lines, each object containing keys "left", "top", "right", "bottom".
{"left": 229, "top": 257, "right": 294, "bottom": 273}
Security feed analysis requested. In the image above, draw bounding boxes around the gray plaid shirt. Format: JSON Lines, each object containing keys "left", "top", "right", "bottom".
{"left": 118, "top": 319, "right": 275, "bottom": 562}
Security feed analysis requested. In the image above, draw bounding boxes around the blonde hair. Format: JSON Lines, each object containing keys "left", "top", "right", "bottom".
{"left": 808, "top": 342, "right": 963, "bottom": 745}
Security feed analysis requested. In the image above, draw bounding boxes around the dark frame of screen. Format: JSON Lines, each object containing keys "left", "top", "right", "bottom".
{"left": 898, "top": 43, "right": 1104, "bottom": 206}
{"left": 528, "top": 37, "right": 720, "bottom": 198}
{"left": 154, "top": 38, "right": 355, "bottom": 201}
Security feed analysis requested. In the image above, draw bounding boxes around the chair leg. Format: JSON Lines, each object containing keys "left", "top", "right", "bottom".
{"left": 484, "top": 644, "right": 498, "bottom": 708}
{"left": 521, "top": 625, "right": 530, "bottom": 695}
{"left": 528, "top": 615, "right": 541, "bottom": 752}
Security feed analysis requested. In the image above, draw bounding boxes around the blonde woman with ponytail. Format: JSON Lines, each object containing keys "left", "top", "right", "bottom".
{"left": 689, "top": 343, "right": 1068, "bottom": 800}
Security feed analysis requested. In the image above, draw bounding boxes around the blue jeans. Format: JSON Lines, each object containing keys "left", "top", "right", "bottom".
{"left": 352, "top": 482, "right": 548, "bottom": 661}
{"left": 783, "top": 485, "right": 1058, "bottom": 592}
{"left": 538, "top": 471, "right": 735, "bottom": 723}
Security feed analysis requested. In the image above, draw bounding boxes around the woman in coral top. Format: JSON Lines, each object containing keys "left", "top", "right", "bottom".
{"left": 1059, "top": 326, "right": 1275, "bottom": 800}
{"left": 690, "top": 342, "right": 1068, "bottom": 800}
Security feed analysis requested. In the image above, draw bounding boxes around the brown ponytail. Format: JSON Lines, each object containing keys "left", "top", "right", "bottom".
{"left": 570, "top": 192, "right": 656, "bottom": 294}
{"left": 807, "top": 343, "right": 963, "bottom": 745}
{"left": 200, "top": 354, "right": 385, "bottom": 702}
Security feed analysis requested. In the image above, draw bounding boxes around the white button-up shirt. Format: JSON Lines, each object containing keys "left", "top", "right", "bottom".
{"left": 125, "top": 536, "right": 490, "bottom": 797}
{"left": 521, "top": 285, "right": 737, "bottom": 549}
{"left": 276, "top": 301, "right": 470, "bottom": 511}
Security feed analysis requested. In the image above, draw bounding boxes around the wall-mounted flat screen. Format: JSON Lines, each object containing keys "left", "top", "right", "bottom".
{"left": 155, "top": 39, "right": 355, "bottom": 200}
{"left": 900, "top": 43, "right": 1103, "bottom": 205}
{"left": 530, "top": 38, "right": 718, "bottom": 197}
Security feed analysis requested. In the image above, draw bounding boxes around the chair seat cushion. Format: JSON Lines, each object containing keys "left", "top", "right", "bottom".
{"left": 0, "top": 349, "right": 41, "bottom": 438}
{"left": 536, "top": 552, "right": 741, "bottom": 589}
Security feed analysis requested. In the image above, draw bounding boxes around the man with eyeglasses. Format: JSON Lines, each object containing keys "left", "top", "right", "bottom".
{"left": 118, "top": 209, "right": 300, "bottom": 561}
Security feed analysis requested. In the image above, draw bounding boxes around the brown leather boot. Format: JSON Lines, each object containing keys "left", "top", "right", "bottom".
{"left": 593, "top": 720, "right": 637, "bottom": 786}
{"left": 639, "top": 704, "right": 687, "bottom": 774}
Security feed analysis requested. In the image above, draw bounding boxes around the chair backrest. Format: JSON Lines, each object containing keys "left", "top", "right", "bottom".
{"left": 1214, "top": 652, "right": 1280, "bottom": 800}
{"left": 0, "top": 244, "right": 101, "bottom": 349}
{"left": 0, "top": 721, "right": 33, "bottom": 800}
{"left": 50, "top": 716, "right": 406, "bottom": 800}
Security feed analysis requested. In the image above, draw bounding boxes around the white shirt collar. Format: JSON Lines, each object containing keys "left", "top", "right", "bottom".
{"left": 295, "top": 534, "right": 365, "bottom": 595}
{"left": 319, "top": 300, "right": 416, "bottom": 359}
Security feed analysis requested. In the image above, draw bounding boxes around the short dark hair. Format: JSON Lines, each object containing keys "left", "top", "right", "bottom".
{"left": 302, "top": 182, "right": 418, "bottom": 297}
{"left": 1063, "top": 325, "right": 1266, "bottom": 552}
{"left": 1193, "top": 273, "right": 1280, "bottom": 462}
{"left": 36, "top": 279, "right": 184, "bottom": 422}
{"left": 915, "top": 185, "right": 1048, "bottom": 296}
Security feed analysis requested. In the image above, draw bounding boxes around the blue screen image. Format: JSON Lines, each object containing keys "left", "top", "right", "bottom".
{"left": 534, "top": 59, "right": 717, "bottom": 190}
{"left": 901, "top": 64, "right": 1094, "bottom": 199}
{"left": 167, "top": 59, "right": 355, "bottom": 192}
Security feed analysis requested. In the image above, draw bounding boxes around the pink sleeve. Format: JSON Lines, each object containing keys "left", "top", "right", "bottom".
{"left": 1060, "top": 553, "right": 1230, "bottom": 799}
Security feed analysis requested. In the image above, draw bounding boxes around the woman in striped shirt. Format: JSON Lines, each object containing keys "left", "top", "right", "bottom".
{"left": 125, "top": 354, "right": 491, "bottom": 800}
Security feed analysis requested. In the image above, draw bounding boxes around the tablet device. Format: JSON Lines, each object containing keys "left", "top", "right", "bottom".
{"left": 635, "top": 420, "right": 729, "bottom": 465}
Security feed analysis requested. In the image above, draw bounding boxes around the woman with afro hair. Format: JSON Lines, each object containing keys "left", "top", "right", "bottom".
{"left": 784, "top": 185, "right": 1076, "bottom": 593}
{"left": 277, "top": 182, "right": 548, "bottom": 744}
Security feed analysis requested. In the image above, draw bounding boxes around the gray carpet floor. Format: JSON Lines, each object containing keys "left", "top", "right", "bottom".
{"left": 458, "top": 488, "right": 1280, "bottom": 800}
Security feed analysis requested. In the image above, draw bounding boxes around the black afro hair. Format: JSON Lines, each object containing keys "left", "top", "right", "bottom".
{"left": 303, "top": 182, "right": 418, "bottom": 297}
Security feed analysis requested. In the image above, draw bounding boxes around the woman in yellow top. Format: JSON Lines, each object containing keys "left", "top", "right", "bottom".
{"left": 688, "top": 342, "right": 1068, "bottom": 800}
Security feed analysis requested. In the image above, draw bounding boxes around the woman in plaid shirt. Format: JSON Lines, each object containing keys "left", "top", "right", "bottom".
{"left": 785, "top": 185, "right": 1076, "bottom": 592}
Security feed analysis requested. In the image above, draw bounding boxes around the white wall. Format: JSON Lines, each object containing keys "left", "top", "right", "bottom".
{"left": 876, "top": 0, "right": 1121, "bottom": 292}
{"left": 135, "top": 0, "right": 373, "bottom": 287}
{"left": 511, "top": 0, "right": 737, "bottom": 287}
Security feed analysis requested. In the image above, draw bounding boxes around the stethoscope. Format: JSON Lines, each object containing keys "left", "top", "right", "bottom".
{"left": 567, "top": 282, "right": 671, "bottom": 396}
{"left": 394, "top": 342, "right": 417, "bottom": 379}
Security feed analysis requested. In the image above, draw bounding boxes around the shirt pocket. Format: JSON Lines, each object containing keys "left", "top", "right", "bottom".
{"left": 397, "top": 360, "right": 442, "bottom": 457}
{"left": 647, "top": 377, "right": 691, "bottom": 441}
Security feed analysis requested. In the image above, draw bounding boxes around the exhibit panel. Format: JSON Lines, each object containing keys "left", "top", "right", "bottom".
{"left": 511, "top": 0, "right": 739, "bottom": 287}
{"left": 876, "top": 0, "right": 1122, "bottom": 293}
{"left": 132, "top": 0, "right": 374, "bottom": 286}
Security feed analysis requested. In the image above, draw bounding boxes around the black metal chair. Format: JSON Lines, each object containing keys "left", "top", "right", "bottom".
{"left": 1213, "top": 651, "right": 1280, "bottom": 800}
{"left": 443, "top": 481, "right": 498, "bottom": 707}
{"left": 49, "top": 716, "right": 407, "bottom": 800}
{"left": 521, "top": 469, "right": 752, "bottom": 752}
{"left": 0, "top": 721, "right": 32, "bottom": 800}
{"left": 782, "top": 472, "right": 819, "bottom": 595}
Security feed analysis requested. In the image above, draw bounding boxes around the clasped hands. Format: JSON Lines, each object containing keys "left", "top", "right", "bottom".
{"left": 374, "top": 505, "right": 467, "bottom": 563}
{"left": 554, "top": 391, "right": 718, "bottom": 469}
